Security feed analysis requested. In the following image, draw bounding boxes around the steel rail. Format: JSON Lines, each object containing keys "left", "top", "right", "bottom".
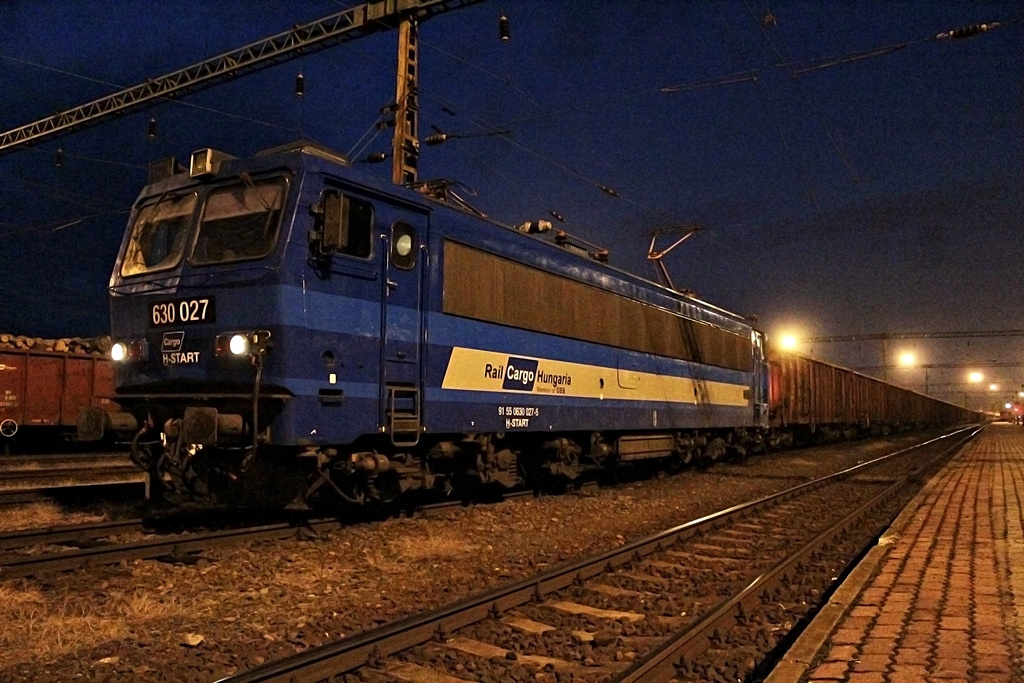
{"left": 614, "top": 424, "right": 983, "bottom": 681}
{"left": 0, "top": 518, "right": 146, "bottom": 552}
{"left": 0, "top": 466, "right": 139, "bottom": 482}
{"left": 215, "top": 424, "right": 979, "bottom": 683}
{"left": 0, "top": 518, "right": 344, "bottom": 579}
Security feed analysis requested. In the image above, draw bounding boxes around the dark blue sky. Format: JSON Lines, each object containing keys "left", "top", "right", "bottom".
{"left": 0, "top": 1, "right": 1020, "bottom": 405}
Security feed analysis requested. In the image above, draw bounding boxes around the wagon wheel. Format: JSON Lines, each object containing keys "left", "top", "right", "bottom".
{"left": 0, "top": 419, "right": 17, "bottom": 438}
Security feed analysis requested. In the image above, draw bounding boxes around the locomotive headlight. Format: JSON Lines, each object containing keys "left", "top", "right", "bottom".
{"left": 110, "top": 339, "right": 148, "bottom": 363}
{"left": 215, "top": 330, "right": 271, "bottom": 358}
{"left": 229, "top": 334, "right": 248, "bottom": 355}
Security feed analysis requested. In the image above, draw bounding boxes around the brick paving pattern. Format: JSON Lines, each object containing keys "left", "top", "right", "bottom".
{"left": 806, "top": 424, "right": 1024, "bottom": 682}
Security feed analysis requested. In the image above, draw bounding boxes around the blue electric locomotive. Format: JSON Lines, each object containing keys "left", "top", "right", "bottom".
{"left": 79, "top": 139, "right": 770, "bottom": 506}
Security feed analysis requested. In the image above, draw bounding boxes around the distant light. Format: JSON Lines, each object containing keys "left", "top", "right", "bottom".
{"left": 1019, "top": 391, "right": 1024, "bottom": 398}
{"left": 989, "top": 383, "right": 999, "bottom": 391}
{"left": 1006, "top": 403, "right": 1013, "bottom": 410}
{"left": 968, "top": 372, "right": 984, "bottom": 383}
{"left": 779, "top": 334, "right": 798, "bottom": 351}
{"left": 898, "top": 352, "right": 916, "bottom": 367}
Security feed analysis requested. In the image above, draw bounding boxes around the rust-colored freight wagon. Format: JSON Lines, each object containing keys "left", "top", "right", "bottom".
{"left": 0, "top": 349, "right": 118, "bottom": 439}
{"left": 767, "top": 349, "right": 979, "bottom": 440}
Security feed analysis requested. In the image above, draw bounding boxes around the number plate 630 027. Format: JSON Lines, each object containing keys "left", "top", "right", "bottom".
{"left": 149, "top": 297, "right": 216, "bottom": 327}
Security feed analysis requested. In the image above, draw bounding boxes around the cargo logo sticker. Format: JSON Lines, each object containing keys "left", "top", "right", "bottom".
{"left": 161, "top": 331, "right": 199, "bottom": 364}
{"left": 161, "top": 331, "right": 184, "bottom": 353}
{"left": 499, "top": 357, "right": 538, "bottom": 391}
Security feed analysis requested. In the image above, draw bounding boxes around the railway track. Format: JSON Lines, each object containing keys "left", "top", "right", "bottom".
{"left": 0, "top": 450, "right": 147, "bottom": 499}
{"left": 213, "top": 424, "right": 981, "bottom": 683}
{"left": 0, "top": 517, "right": 346, "bottom": 579}
{"left": 0, "top": 488, "right": 539, "bottom": 579}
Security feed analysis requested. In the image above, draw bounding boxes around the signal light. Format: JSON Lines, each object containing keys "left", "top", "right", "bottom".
{"left": 499, "top": 14, "right": 510, "bottom": 42}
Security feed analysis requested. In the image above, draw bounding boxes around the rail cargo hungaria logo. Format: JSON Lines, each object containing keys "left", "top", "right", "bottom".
{"left": 499, "top": 357, "right": 539, "bottom": 391}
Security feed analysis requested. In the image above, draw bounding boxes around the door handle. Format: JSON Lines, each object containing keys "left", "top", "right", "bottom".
{"left": 387, "top": 279, "right": 398, "bottom": 290}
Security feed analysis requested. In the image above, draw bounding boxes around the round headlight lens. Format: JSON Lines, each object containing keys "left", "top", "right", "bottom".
{"left": 229, "top": 334, "right": 249, "bottom": 355}
{"left": 110, "top": 342, "right": 128, "bottom": 362}
{"left": 395, "top": 233, "right": 413, "bottom": 257}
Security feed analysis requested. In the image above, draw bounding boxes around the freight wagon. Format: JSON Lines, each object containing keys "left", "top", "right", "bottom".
{"left": 767, "top": 349, "right": 982, "bottom": 445}
{"left": 0, "top": 348, "right": 119, "bottom": 452}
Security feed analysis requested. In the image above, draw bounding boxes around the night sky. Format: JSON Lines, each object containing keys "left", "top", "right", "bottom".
{"left": 0, "top": 1, "right": 1020, "bottom": 408}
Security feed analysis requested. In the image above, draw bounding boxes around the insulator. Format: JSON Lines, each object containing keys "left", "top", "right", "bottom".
{"left": 363, "top": 152, "right": 388, "bottom": 164}
{"left": 599, "top": 185, "right": 620, "bottom": 197}
{"left": 294, "top": 72, "right": 305, "bottom": 97}
{"left": 424, "top": 133, "right": 449, "bottom": 146}
{"left": 54, "top": 147, "right": 64, "bottom": 168}
{"left": 147, "top": 118, "right": 157, "bottom": 141}
{"left": 548, "top": 209, "right": 566, "bottom": 222}
{"left": 938, "top": 22, "right": 997, "bottom": 40}
{"left": 441, "top": 106, "right": 457, "bottom": 116}
{"left": 953, "top": 23, "right": 987, "bottom": 39}
{"left": 499, "top": 14, "right": 510, "bottom": 42}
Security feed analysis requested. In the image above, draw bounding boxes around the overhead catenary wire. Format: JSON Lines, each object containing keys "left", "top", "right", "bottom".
{"left": 716, "top": 3, "right": 824, "bottom": 228}
{"left": 742, "top": 0, "right": 866, "bottom": 190}
{"left": 0, "top": 207, "right": 130, "bottom": 237}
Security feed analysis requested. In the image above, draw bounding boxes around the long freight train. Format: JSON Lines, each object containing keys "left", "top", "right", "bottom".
{"left": 77, "top": 140, "right": 980, "bottom": 506}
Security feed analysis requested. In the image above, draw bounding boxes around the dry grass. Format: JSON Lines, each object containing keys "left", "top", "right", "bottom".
{"left": 0, "top": 502, "right": 107, "bottom": 532}
{"left": 0, "top": 583, "right": 188, "bottom": 669}
{"left": 389, "top": 532, "right": 479, "bottom": 562}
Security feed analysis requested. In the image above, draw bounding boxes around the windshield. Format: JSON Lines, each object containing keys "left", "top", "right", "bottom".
{"left": 121, "top": 193, "right": 197, "bottom": 277}
{"left": 191, "top": 178, "right": 286, "bottom": 265}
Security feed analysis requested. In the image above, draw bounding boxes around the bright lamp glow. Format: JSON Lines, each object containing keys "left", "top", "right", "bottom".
{"left": 1006, "top": 403, "right": 1013, "bottom": 410}
{"left": 968, "top": 372, "right": 984, "bottom": 383}
{"left": 229, "top": 334, "right": 248, "bottom": 355}
{"left": 110, "top": 342, "right": 127, "bottom": 362}
{"left": 990, "top": 383, "right": 999, "bottom": 391}
{"left": 898, "top": 352, "right": 916, "bottom": 366}
{"left": 779, "top": 334, "right": 798, "bottom": 351}
{"left": 1018, "top": 392, "right": 1024, "bottom": 398}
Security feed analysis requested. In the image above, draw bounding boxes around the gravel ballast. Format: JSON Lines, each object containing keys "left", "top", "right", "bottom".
{"left": 0, "top": 433, "right": 937, "bottom": 682}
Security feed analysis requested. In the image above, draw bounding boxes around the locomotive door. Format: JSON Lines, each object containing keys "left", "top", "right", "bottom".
{"left": 379, "top": 206, "right": 427, "bottom": 446}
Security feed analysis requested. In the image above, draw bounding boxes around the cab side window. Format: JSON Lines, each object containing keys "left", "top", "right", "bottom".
{"left": 343, "top": 196, "right": 373, "bottom": 258}
{"left": 313, "top": 190, "right": 373, "bottom": 259}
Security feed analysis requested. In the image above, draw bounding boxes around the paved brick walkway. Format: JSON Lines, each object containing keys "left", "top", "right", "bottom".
{"left": 803, "top": 424, "right": 1024, "bottom": 682}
